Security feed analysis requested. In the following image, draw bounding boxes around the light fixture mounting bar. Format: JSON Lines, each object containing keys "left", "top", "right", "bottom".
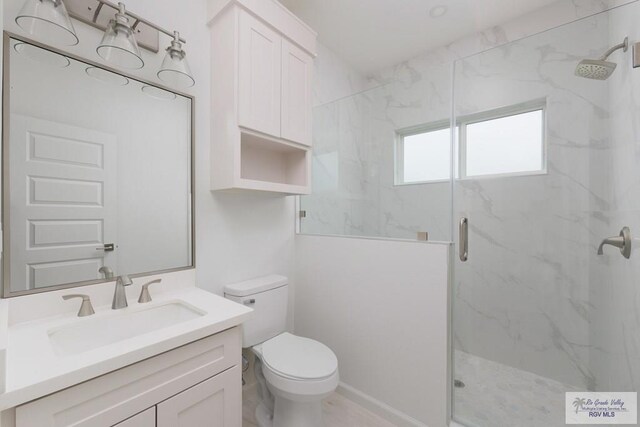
{"left": 94, "top": 0, "right": 187, "bottom": 44}
{"left": 65, "top": 0, "right": 186, "bottom": 54}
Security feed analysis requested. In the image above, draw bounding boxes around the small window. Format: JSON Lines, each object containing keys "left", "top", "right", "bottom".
{"left": 396, "top": 125, "right": 451, "bottom": 184}
{"left": 462, "top": 108, "right": 544, "bottom": 178}
{"left": 394, "top": 101, "right": 545, "bottom": 184}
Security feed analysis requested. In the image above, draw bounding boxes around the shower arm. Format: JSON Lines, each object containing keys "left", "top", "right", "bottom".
{"left": 599, "top": 37, "right": 629, "bottom": 60}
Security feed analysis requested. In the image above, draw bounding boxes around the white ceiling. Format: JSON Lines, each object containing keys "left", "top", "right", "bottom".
{"left": 279, "top": 0, "right": 560, "bottom": 74}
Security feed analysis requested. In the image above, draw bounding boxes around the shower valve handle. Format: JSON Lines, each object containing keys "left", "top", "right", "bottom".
{"left": 597, "top": 226, "right": 631, "bottom": 259}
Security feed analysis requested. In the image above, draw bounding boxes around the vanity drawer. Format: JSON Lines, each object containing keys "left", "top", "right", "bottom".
{"left": 16, "top": 327, "right": 241, "bottom": 427}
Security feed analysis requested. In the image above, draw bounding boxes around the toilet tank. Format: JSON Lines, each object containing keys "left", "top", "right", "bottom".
{"left": 224, "top": 275, "right": 288, "bottom": 347}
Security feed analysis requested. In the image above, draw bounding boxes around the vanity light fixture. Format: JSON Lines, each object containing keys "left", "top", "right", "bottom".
{"left": 97, "top": 2, "right": 144, "bottom": 69}
{"left": 157, "top": 31, "right": 195, "bottom": 89}
{"left": 15, "top": 0, "right": 196, "bottom": 87}
{"left": 15, "top": 0, "right": 79, "bottom": 46}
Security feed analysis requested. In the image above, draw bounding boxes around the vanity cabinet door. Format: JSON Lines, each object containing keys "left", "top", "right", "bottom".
{"left": 238, "top": 10, "right": 282, "bottom": 139}
{"left": 113, "top": 408, "right": 155, "bottom": 427}
{"left": 281, "top": 38, "right": 313, "bottom": 146}
{"left": 157, "top": 365, "right": 241, "bottom": 427}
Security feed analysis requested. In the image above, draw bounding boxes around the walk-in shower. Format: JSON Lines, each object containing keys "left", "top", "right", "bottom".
{"left": 300, "top": 1, "right": 640, "bottom": 426}
{"left": 452, "top": 3, "right": 640, "bottom": 426}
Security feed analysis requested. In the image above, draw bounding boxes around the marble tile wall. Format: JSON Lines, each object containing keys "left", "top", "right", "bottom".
{"left": 588, "top": 3, "right": 640, "bottom": 393}
{"left": 303, "top": 1, "right": 638, "bottom": 242}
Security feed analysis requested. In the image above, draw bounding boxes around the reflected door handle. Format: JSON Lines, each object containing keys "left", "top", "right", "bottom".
{"left": 96, "top": 243, "right": 115, "bottom": 252}
{"left": 459, "top": 218, "right": 468, "bottom": 262}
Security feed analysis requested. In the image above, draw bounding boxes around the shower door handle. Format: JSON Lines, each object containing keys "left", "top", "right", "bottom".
{"left": 459, "top": 217, "right": 468, "bottom": 262}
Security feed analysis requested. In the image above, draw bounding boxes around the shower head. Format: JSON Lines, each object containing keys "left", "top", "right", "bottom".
{"left": 575, "top": 59, "right": 617, "bottom": 80}
{"left": 575, "top": 36, "right": 628, "bottom": 80}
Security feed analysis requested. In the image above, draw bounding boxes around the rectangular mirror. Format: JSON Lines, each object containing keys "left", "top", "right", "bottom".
{"left": 2, "top": 33, "right": 194, "bottom": 297}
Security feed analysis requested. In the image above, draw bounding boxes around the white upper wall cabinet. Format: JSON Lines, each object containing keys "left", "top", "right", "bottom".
{"left": 238, "top": 11, "right": 282, "bottom": 138}
{"left": 281, "top": 38, "right": 313, "bottom": 146}
{"left": 208, "top": 0, "right": 317, "bottom": 195}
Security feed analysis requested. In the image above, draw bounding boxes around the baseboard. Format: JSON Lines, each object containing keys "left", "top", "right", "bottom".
{"left": 336, "top": 382, "right": 429, "bottom": 427}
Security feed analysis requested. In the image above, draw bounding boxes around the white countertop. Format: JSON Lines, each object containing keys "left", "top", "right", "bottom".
{"left": 0, "top": 271, "right": 252, "bottom": 411}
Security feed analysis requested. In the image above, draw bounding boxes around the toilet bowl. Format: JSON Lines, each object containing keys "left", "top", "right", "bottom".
{"left": 224, "top": 275, "right": 339, "bottom": 427}
{"left": 253, "top": 333, "right": 339, "bottom": 427}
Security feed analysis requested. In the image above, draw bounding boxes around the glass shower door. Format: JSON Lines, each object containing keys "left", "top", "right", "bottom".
{"left": 452, "top": 3, "right": 640, "bottom": 426}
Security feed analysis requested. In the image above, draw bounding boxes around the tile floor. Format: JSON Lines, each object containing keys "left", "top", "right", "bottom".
{"left": 453, "top": 350, "right": 582, "bottom": 427}
{"left": 242, "top": 385, "right": 396, "bottom": 427}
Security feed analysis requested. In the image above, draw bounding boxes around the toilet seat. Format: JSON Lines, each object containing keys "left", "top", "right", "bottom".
{"left": 260, "top": 332, "right": 338, "bottom": 380}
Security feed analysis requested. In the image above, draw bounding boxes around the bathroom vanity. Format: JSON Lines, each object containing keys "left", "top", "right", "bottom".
{"left": 0, "top": 270, "right": 252, "bottom": 426}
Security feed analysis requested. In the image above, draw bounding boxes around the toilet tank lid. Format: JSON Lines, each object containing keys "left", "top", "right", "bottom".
{"left": 224, "top": 275, "right": 288, "bottom": 297}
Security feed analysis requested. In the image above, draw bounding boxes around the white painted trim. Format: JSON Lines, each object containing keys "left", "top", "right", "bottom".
{"left": 336, "top": 382, "right": 428, "bottom": 427}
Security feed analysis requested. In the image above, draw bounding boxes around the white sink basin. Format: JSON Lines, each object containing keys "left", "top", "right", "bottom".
{"left": 48, "top": 301, "right": 205, "bottom": 356}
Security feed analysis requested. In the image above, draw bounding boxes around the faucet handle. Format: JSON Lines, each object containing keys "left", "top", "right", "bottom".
{"left": 62, "top": 294, "right": 95, "bottom": 317}
{"left": 138, "top": 279, "right": 162, "bottom": 303}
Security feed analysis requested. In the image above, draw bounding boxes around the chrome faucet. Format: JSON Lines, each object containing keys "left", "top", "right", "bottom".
{"left": 112, "top": 275, "right": 133, "bottom": 309}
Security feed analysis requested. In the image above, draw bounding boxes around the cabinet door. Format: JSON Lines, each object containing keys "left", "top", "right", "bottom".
{"left": 157, "top": 366, "right": 241, "bottom": 427}
{"left": 238, "top": 10, "right": 282, "bottom": 138}
{"left": 281, "top": 39, "right": 313, "bottom": 146}
{"left": 113, "top": 408, "right": 155, "bottom": 427}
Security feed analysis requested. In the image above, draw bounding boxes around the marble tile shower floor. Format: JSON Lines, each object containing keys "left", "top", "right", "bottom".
{"left": 453, "top": 350, "right": 582, "bottom": 427}
{"left": 242, "top": 385, "right": 396, "bottom": 427}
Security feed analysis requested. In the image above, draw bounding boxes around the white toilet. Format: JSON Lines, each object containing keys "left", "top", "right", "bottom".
{"left": 224, "top": 275, "right": 339, "bottom": 427}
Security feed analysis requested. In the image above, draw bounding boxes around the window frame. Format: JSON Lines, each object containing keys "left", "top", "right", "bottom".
{"left": 458, "top": 99, "right": 547, "bottom": 180}
{"left": 393, "top": 99, "right": 547, "bottom": 186}
{"left": 395, "top": 119, "right": 451, "bottom": 186}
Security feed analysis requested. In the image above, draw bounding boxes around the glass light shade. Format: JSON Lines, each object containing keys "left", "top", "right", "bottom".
{"left": 14, "top": 41, "right": 70, "bottom": 68}
{"left": 16, "top": 0, "right": 78, "bottom": 46}
{"left": 13, "top": 42, "right": 71, "bottom": 68}
{"left": 86, "top": 66, "right": 129, "bottom": 86}
{"left": 141, "top": 85, "right": 177, "bottom": 101}
{"left": 97, "top": 7, "right": 143, "bottom": 70}
{"left": 157, "top": 36, "right": 195, "bottom": 88}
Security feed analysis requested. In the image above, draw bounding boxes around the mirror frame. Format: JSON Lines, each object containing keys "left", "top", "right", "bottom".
{"left": 1, "top": 31, "right": 196, "bottom": 298}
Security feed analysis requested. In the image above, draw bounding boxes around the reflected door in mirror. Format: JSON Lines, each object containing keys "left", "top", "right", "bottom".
{"left": 9, "top": 116, "right": 118, "bottom": 291}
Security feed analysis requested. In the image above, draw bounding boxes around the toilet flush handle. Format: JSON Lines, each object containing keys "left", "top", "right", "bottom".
{"left": 243, "top": 299, "right": 256, "bottom": 306}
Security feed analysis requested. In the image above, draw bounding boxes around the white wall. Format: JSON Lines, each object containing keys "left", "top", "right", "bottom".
{"left": 2, "top": 0, "right": 296, "bottom": 298}
{"left": 295, "top": 235, "right": 450, "bottom": 427}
